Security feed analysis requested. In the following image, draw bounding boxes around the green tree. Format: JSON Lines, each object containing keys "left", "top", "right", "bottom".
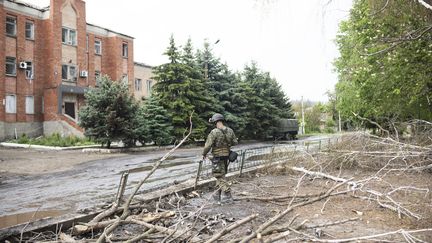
{"left": 242, "top": 62, "right": 294, "bottom": 139}
{"left": 334, "top": 0, "right": 432, "bottom": 127}
{"left": 136, "top": 96, "right": 173, "bottom": 146}
{"left": 79, "top": 76, "right": 138, "bottom": 148}
{"left": 152, "top": 35, "right": 207, "bottom": 140}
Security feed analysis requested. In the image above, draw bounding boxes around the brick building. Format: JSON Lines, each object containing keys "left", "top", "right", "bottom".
{"left": 0, "top": 0, "right": 154, "bottom": 140}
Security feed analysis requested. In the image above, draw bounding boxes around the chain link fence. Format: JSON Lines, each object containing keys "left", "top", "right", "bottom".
{"left": 195, "top": 136, "right": 343, "bottom": 184}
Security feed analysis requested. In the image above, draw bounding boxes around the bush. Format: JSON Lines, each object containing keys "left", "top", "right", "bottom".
{"left": 10, "top": 133, "right": 95, "bottom": 147}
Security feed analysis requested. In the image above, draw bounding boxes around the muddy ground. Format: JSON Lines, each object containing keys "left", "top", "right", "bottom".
{"left": 0, "top": 146, "right": 125, "bottom": 174}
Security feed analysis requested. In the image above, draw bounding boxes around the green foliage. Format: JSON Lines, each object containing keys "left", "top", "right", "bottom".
{"left": 11, "top": 133, "right": 94, "bottom": 147}
{"left": 152, "top": 35, "right": 210, "bottom": 141}
{"left": 152, "top": 35, "right": 294, "bottom": 141}
{"left": 79, "top": 76, "right": 138, "bottom": 148}
{"left": 242, "top": 62, "right": 294, "bottom": 139}
{"left": 135, "top": 97, "right": 173, "bottom": 146}
{"left": 305, "top": 104, "right": 324, "bottom": 133}
{"left": 335, "top": 0, "right": 432, "bottom": 126}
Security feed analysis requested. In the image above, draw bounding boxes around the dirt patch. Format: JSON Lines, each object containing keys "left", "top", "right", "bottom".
{"left": 0, "top": 147, "right": 125, "bottom": 174}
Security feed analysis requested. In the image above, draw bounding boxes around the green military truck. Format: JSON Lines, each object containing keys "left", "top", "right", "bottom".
{"left": 274, "top": 119, "right": 299, "bottom": 140}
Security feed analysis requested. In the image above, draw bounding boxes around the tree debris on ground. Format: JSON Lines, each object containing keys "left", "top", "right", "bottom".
{"left": 13, "top": 128, "right": 432, "bottom": 242}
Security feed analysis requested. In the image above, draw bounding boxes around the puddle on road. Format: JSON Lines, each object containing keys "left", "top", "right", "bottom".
{"left": 121, "top": 160, "right": 194, "bottom": 174}
{"left": 0, "top": 210, "right": 66, "bottom": 229}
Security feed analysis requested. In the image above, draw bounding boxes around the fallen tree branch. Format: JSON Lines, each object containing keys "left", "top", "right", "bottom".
{"left": 128, "top": 219, "right": 201, "bottom": 242}
{"left": 239, "top": 180, "right": 350, "bottom": 243}
{"left": 90, "top": 171, "right": 129, "bottom": 224}
{"left": 301, "top": 228, "right": 432, "bottom": 242}
{"left": 95, "top": 112, "right": 194, "bottom": 243}
{"left": 205, "top": 213, "right": 258, "bottom": 243}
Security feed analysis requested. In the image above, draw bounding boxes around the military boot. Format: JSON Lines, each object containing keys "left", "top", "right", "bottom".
{"left": 213, "top": 189, "right": 221, "bottom": 204}
{"left": 221, "top": 190, "right": 233, "bottom": 203}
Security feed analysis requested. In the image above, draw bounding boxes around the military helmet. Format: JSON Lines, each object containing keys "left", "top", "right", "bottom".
{"left": 209, "top": 113, "right": 224, "bottom": 123}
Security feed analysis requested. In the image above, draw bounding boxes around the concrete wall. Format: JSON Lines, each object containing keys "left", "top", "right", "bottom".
{"left": 134, "top": 64, "right": 155, "bottom": 100}
{"left": 43, "top": 121, "right": 83, "bottom": 138}
{"left": 0, "top": 121, "right": 43, "bottom": 140}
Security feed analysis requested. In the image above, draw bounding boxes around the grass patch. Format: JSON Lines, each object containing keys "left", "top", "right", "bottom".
{"left": 10, "top": 133, "right": 96, "bottom": 147}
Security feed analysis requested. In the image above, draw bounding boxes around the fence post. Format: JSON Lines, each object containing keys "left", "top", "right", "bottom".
{"left": 319, "top": 140, "right": 322, "bottom": 151}
{"left": 328, "top": 138, "right": 331, "bottom": 148}
{"left": 194, "top": 160, "right": 203, "bottom": 189}
{"left": 306, "top": 143, "right": 309, "bottom": 153}
{"left": 239, "top": 149, "right": 247, "bottom": 177}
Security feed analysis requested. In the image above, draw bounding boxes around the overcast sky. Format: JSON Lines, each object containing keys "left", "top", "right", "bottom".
{"left": 28, "top": 0, "right": 353, "bottom": 102}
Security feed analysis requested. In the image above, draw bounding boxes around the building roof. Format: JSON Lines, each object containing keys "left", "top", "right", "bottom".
{"left": 86, "top": 23, "right": 134, "bottom": 40}
{"left": 134, "top": 62, "right": 153, "bottom": 68}
{"left": 5, "top": 0, "right": 49, "bottom": 12}
{"left": 3, "top": 0, "right": 134, "bottom": 40}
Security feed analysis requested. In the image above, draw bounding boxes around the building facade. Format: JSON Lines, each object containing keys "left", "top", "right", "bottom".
{"left": 133, "top": 62, "right": 155, "bottom": 101}
{"left": 0, "top": 0, "right": 148, "bottom": 140}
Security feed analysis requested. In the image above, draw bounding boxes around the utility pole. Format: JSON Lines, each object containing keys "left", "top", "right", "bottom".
{"left": 301, "top": 96, "right": 305, "bottom": 135}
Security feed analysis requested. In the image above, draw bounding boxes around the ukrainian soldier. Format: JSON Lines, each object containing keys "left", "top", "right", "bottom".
{"left": 202, "top": 113, "right": 238, "bottom": 203}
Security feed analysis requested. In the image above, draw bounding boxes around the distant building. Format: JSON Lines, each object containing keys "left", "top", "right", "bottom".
{"left": 133, "top": 62, "right": 155, "bottom": 101}
{"left": 0, "top": 0, "right": 153, "bottom": 140}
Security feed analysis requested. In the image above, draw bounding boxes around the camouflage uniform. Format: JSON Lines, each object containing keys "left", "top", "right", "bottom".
{"left": 203, "top": 126, "right": 238, "bottom": 193}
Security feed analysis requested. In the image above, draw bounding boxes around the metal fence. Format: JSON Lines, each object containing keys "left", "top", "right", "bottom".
{"left": 195, "top": 136, "right": 343, "bottom": 184}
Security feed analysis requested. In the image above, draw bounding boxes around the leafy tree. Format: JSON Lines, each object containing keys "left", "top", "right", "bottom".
{"left": 334, "top": 0, "right": 432, "bottom": 127}
{"left": 136, "top": 96, "right": 173, "bottom": 146}
{"left": 79, "top": 76, "right": 138, "bottom": 148}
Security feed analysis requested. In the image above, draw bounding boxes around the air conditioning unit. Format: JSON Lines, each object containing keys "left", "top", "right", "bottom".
{"left": 19, "top": 62, "right": 27, "bottom": 69}
{"left": 80, "top": 70, "right": 88, "bottom": 78}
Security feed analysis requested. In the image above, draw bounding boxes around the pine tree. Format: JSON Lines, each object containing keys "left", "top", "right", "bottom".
{"left": 139, "top": 96, "right": 173, "bottom": 146}
{"left": 78, "top": 76, "right": 138, "bottom": 148}
{"left": 153, "top": 35, "right": 207, "bottom": 140}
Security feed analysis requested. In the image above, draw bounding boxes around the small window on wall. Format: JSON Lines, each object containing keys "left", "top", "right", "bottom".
{"left": 122, "top": 43, "right": 128, "bottom": 58}
{"left": 25, "top": 21, "right": 34, "bottom": 39}
{"left": 25, "top": 61, "right": 34, "bottom": 79}
{"left": 6, "top": 57, "right": 16, "bottom": 76}
{"left": 95, "top": 39, "right": 102, "bottom": 55}
{"left": 25, "top": 96, "right": 34, "bottom": 114}
{"left": 6, "top": 95, "right": 16, "bottom": 113}
{"left": 122, "top": 74, "right": 128, "bottom": 85}
{"left": 6, "top": 16, "right": 16, "bottom": 36}
{"left": 95, "top": 71, "right": 101, "bottom": 86}
{"left": 62, "top": 64, "right": 77, "bottom": 82}
{"left": 146, "top": 80, "right": 153, "bottom": 94}
{"left": 62, "top": 27, "right": 77, "bottom": 45}
{"left": 135, "top": 78, "right": 142, "bottom": 91}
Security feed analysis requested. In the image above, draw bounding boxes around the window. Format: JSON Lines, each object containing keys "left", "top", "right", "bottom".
{"left": 122, "top": 43, "right": 128, "bottom": 58}
{"left": 146, "top": 80, "right": 153, "bottom": 94}
{"left": 95, "top": 71, "right": 101, "bottom": 86}
{"left": 62, "top": 27, "right": 77, "bottom": 45}
{"left": 5, "top": 95, "right": 16, "bottom": 113}
{"left": 134, "top": 78, "right": 142, "bottom": 91}
{"left": 6, "top": 57, "right": 16, "bottom": 76}
{"left": 25, "top": 96, "right": 34, "bottom": 114}
{"left": 95, "top": 39, "right": 102, "bottom": 55}
{"left": 6, "top": 16, "right": 16, "bottom": 36}
{"left": 25, "top": 21, "right": 34, "bottom": 39}
{"left": 61, "top": 64, "right": 77, "bottom": 81}
{"left": 122, "top": 74, "right": 128, "bottom": 85}
{"left": 25, "top": 61, "right": 33, "bottom": 79}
